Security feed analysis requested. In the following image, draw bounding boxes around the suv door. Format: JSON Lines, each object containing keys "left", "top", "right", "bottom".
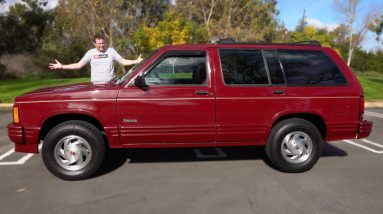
{"left": 117, "top": 50, "right": 215, "bottom": 145}
{"left": 215, "top": 48, "right": 288, "bottom": 143}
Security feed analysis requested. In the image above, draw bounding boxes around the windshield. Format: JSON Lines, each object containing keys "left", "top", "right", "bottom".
{"left": 115, "top": 50, "right": 159, "bottom": 85}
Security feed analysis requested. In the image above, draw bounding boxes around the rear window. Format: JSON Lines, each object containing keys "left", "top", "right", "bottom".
{"left": 278, "top": 50, "right": 347, "bottom": 85}
{"left": 219, "top": 49, "right": 268, "bottom": 85}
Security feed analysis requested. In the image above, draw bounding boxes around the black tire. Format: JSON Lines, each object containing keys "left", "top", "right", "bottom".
{"left": 42, "top": 120, "right": 106, "bottom": 180}
{"left": 266, "top": 118, "right": 323, "bottom": 173}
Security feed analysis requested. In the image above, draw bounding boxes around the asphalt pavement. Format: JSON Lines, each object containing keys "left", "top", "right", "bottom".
{"left": 0, "top": 109, "right": 382, "bottom": 214}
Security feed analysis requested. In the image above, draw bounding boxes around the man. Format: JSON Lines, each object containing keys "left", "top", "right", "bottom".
{"left": 49, "top": 34, "right": 143, "bottom": 84}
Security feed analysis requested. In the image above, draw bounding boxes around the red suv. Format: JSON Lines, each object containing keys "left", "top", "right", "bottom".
{"left": 8, "top": 40, "right": 373, "bottom": 180}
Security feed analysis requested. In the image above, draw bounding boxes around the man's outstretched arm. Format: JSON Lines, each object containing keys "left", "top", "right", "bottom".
{"left": 119, "top": 55, "right": 143, "bottom": 66}
{"left": 49, "top": 59, "right": 88, "bottom": 70}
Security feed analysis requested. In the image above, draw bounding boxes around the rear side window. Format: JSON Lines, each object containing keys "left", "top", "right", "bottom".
{"left": 219, "top": 49, "right": 268, "bottom": 85}
{"left": 278, "top": 50, "right": 347, "bottom": 85}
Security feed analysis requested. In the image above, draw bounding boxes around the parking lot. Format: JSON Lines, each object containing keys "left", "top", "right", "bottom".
{"left": 1, "top": 109, "right": 383, "bottom": 214}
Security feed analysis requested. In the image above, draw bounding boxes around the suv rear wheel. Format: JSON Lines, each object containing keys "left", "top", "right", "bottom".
{"left": 266, "top": 118, "right": 323, "bottom": 172}
{"left": 42, "top": 120, "right": 105, "bottom": 180}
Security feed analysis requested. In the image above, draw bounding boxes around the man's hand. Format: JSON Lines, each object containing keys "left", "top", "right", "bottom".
{"left": 136, "top": 54, "right": 143, "bottom": 64}
{"left": 49, "top": 59, "right": 63, "bottom": 70}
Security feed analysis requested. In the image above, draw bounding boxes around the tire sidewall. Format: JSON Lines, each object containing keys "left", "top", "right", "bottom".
{"left": 267, "top": 119, "right": 323, "bottom": 172}
{"left": 42, "top": 121, "right": 105, "bottom": 180}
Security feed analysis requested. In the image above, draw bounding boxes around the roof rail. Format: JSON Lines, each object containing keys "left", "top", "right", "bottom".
{"left": 291, "top": 40, "right": 321, "bottom": 46}
{"left": 212, "top": 38, "right": 236, "bottom": 44}
{"left": 211, "top": 38, "right": 322, "bottom": 46}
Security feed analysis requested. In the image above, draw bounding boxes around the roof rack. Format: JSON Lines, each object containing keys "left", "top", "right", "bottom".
{"left": 211, "top": 38, "right": 322, "bottom": 46}
{"left": 291, "top": 40, "right": 321, "bottom": 46}
{"left": 211, "top": 38, "right": 236, "bottom": 44}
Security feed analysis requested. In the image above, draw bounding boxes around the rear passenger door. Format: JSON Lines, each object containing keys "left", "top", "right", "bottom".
{"left": 215, "top": 49, "right": 288, "bottom": 143}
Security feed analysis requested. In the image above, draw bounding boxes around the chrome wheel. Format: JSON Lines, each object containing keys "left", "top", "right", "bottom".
{"left": 54, "top": 135, "right": 92, "bottom": 171}
{"left": 281, "top": 131, "right": 313, "bottom": 163}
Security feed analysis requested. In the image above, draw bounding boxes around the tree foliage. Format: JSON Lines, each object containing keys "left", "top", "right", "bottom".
{"left": 291, "top": 26, "right": 335, "bottom": 47}
{"left": 174, "top": 0, "right": 280, "bottom": 42}
{"left": 0, "top": 0, "right": 382, "bottom": 79}
{"left": 0, "top": 0, "right": 52, "bottom": 54}
{"left": 133, "top": 10, "right": 207, "bottom": 53}
{"left": 369, "top": 15, "right": 383, "bottom": 44}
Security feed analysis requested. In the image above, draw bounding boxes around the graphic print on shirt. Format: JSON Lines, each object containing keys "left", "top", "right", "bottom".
{"left": 93, "top": 54, "right": 108, "bottom": 59}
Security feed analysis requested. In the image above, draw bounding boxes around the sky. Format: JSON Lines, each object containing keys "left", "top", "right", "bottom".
{"left": 1, "top": 0, "right": 382, "bottom": 50}
{"left": 277, "top": 0, "right": 383, "bottom": 50}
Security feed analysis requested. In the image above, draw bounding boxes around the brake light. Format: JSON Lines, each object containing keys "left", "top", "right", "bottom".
{"left": 13, "top": 106, "right": 20, "bottom": 123}
{"left": 359, "top": 96, "right": 364, "bottom": 119}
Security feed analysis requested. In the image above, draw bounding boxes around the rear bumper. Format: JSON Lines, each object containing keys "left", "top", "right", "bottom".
{"left": 7, "top": 123, "right": 39, "bottom": 153}
{"left": 357, "top": 120, "right": 373, "bottom": 139}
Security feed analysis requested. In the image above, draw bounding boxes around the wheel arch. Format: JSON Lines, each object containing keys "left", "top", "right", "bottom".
{"left": 39, "top": 113, "right": 105, "bottom": 142}
{"left": 272, "top": 113, "right": 327, "bottom": 139}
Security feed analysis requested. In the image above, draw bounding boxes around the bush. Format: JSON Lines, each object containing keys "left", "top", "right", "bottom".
{"left": 0, "top": 63, "right": 16, "bottom": 80}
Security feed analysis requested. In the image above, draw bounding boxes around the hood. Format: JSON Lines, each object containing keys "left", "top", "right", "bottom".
{"left": 24, "top": 83, "right": 109, "bottom": 95}
{"left": 15, "top": 82, "right": 119, "bottom": 103}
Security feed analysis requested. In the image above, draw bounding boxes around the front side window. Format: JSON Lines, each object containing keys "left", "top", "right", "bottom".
{"left": 278, "top": 50, "right": 347, "bottom": 85}
{"left": 219, "top": 49, "right": 268, "bottom": 85}
{"left": 144, "top": 52, "right": 207, "bottom": 86}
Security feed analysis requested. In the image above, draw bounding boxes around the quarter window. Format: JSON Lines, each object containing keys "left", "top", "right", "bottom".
{"left": 278, "top": 50, "right": 347, "bottom": 85}
{"left": 219, "top": 50, "right": 268, "bottom": 85}
{"left": 144, "top": 53, "right": 207, "bottom": 86}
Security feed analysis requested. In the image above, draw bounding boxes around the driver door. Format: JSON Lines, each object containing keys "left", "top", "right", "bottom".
{"left": 117, "top": 50, "right": 215, "bottom": 146}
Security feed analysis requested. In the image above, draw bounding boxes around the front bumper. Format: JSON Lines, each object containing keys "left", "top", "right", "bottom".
{"left": 7, "top": 123, "right": 39, "bottom": 153}
{"left": 357, "top": 120, "right": 373, "bottom": 139}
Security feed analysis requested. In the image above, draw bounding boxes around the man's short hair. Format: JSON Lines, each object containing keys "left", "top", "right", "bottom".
{"left": 93, "top": 34, "right": 105, "bottom": 42}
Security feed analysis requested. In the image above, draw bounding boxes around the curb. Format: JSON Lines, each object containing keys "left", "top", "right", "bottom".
{"left": 0, "top": 103, "right": 13, "bottom": 111}
{"left": 365, "top": 102, "right": 383, "bottom": 108}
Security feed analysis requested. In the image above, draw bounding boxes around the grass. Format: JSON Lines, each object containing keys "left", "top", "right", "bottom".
{"left": 0, "top": 78, "right": 89, "bottom": 103}
{"left": 159, "top": 72, "right": 192, "bottom": 78}
{"left": 356, "top": 72, "right": 383, "bottom": 101}
{"left": 0, "top": 72, "right": 382, "bottom": 103}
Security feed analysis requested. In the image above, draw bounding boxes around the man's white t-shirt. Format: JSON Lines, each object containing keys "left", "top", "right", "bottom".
{"left": 81, "top": 48, "right": 122, "bottom": 84}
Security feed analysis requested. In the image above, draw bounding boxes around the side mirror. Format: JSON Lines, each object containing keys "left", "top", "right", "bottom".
{"left": 134, "top": 75, "right": 149, "bottom": 91}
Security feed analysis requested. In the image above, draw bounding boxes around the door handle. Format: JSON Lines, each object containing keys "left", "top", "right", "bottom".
{"left": 196, "top": 90, "right": 209, "bottom": 95}
{"left": 273, "top": 90, "right": 285, "bottom": 95}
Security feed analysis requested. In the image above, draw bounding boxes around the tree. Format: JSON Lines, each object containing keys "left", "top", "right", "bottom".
{"left": 295, "top": 10, "right": 307, "bottom": 32}
{"left": 45, "top": 0, "right": 170, "bottom": 56}
{"left": 133, "top": 10, "right": 207, "bottom": 52}
{"left": 334, "top": 0, "right": 379, "bottom": 67}
{"left": 174, "top": 0, "right": 281, "bottom": 42}
{"left": 291, "top": 26, "right": 335, "bottom": 47}
{"left": 0, "top": 0, "right": 52, "bottom": 54}
{"left": 369, "top": 15, "right": 383, "bottom": 44}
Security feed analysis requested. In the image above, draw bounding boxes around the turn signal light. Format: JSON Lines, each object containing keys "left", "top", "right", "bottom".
{"left": 13, "top": 106, "right": 20, "bottom": 123}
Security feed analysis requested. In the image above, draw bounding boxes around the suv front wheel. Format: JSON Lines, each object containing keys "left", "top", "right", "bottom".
{"left": 42, "top": 120, "right": 106, "bottom": 180}
{"left": 266, "top": 118, "right": 323, "bottom": 173}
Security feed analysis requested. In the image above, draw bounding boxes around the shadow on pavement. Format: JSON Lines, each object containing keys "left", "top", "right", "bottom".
{"left": 95, "top": 143, "right": 348, "bottom": 177}
{"left": 322, "top": 143, "right": 348, "bottom": 157}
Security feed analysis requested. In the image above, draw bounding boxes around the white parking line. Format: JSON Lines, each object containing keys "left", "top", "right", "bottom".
{"left": 361, "top": 139, "right": 383, "bottom": 149}
{"left": 365, "top": 111, "right": 383, "bottom": 118}
{"left": 342, "top": 140, "right": 383, "bottom": 154}
{"left": 194, "top": 148, "right": 227, "bottom": 158}
{"left": 0, "top": 148, "right": 15, "bottom": 160}
{"left": 0, "top": 144, "right": 42, "bottom": 165}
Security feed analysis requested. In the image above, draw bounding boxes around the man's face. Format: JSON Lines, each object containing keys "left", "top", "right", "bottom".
{"left": 94, "top": 38, "right": 105, "bottom": 52}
